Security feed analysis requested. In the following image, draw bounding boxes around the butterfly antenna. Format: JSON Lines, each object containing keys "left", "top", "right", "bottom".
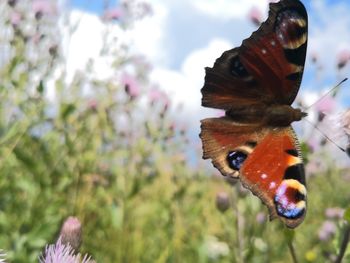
{"left": 304, "top": 78, "right": 348, "bottom": 111}
{"left": 304, "top": 118, "right": 346, "bottom": 153}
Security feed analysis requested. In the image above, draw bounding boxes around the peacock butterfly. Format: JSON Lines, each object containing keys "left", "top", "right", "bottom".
{"left": 200, "top": 0, "right": 308, "bottom": 228}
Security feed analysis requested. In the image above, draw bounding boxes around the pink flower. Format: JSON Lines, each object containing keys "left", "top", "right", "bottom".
{"left": 337, "top": 49, "right": 350, "bottom": 70}
{"left": 342, "top": 109, "right": 350, "bottom": 135}
{"left": 149, "top": 88, "right": 163, "bottom": 105}
{"left": 248, "top": 7, "right": 264, "bottom": 26}
{"left": 325, "top": 207, "right": 344, "bottom": 219}
{"left": 87, "top": 99, "right": 98, "bottom": 111}
{"left": 315, "top": 96, "right": 336, "bottom": 115}
{"left": 10, "top": 12, "right": 21, "bottom": 26}
{"left": 256, "top": 212, "right": 266, "bottom": 224}
{"left": 318, "top": 221, "right": 337, "bottom": 241}
{"left": 121, "top": 73, "right": 140, "bottom": 100}
{"left": 341, "top": 109, "right": 350, "bottom": 155}
{"left": 32, "top": 0, "right": 57, "bottom": 16}
{"left": 39, "top": 238, "right": 93, "bottom": 263}
{"left": 103, "top": 7, "right": 124, "bottom": 21}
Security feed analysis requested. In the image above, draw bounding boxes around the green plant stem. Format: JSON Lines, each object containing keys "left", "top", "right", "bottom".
{"left": 335, "top": 224, "right": 350, "bottom": 263}
{"left": 232, "top": 186, "right": 244, "bottom": 263}
{"left": 287, "top": 241, "right": 299, "bottom": 263}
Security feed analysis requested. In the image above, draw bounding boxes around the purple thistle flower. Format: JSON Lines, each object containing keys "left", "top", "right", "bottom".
{"left": 318, "top": 221, "right": 337, "bottom": 242}
{"left": 325, "top": 207, "right": 344, "bottom": 219}
{"left": 39, "top": 238, "right": 93, "bottom": 263}
{"left": 248, "top": 6, "right": 263, "bottom": 26}
{"left": 32, "top": 0, "right": 57, "bottom": 16}
{"left": 337, "top": 49, "right": 350, "bottom": 70}
{"left": 121, "top": 73, "right": 140, "bottom": 100}
{"left": 315, "top": 96, "right": 336, "bottom": 116}
{"left": 10, "top": 12, "right": 21, "bottom": 27}
{"left": 102, "top": 8, "right": 124, "bottom": 21}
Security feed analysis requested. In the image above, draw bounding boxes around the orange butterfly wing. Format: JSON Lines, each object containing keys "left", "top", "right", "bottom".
{"left": 200, "top": 118, "right": 306, "bottom": 228}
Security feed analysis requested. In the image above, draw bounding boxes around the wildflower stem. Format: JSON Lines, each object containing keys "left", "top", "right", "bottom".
{"left": 232, "top": 186, "right": 244, "bottom": 263}
{"left": 287, "top": 241, "right": 299, "bottom": 263}
{"left": 335, "top": 224, "right": 350, "bottom": 263}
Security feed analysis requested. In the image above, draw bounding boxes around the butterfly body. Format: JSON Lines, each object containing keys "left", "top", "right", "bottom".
{"left": 200, "top": 0, "right": 308, "bottom": 228}
{"left": 226, "top": 103, "right": 306, "bottom": 127}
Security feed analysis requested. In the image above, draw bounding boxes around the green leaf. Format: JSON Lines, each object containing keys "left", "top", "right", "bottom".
{"left": 37, "top": 80, "right": 44, "bottom": 94}
{"left": 60, "top": 103, "right": 76, "bottom": 120}
{"left": 344, "top": 207, "right": 350, "bottom": 223}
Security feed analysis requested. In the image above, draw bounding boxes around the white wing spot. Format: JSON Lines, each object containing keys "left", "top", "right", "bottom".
{"left": 269, "top": 182, "right": 276, "bottom": 189}
{"left": 261, "top": 173, "right": 267, "bottom": 179}
{"left": 261, "top": 49, "right": 267, "bottom": 54}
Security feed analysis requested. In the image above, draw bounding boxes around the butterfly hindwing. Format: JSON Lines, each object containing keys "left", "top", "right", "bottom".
{"left": 239, "top": 127, "right": 306, "bottom": 228}
{"left": 200, "top": 118, "right": 306, "bottom": 228}
{"left": 201, "top": 0, "right": 308, "bottom": 110}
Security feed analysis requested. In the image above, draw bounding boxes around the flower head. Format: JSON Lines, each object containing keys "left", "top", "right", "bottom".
{"left": 315, "top": 96, "right": 336, "bottom": 118}
{"left": 121, "top": 73, "right": 140, "bottom": 100}
{"left": 103, "top": 8, "right": 124, "bottom": 21}
{"left": 337, "top": 49, "right": 350, "bottom": 70}
{"left": 39, "top": 238, "right": 92, "bottom": 263}
{"left": 318, "top": 220, "right": 337, "bottom": 242}
{"left": 10, "top": 12, "right": 21, "bottom": 27}
{"left": 248, "top": 6, "right": 264, "bottom": 26}
{"left": 32, "top": 0, "right": 57, "bottom": 17}
{"left": 325, "top": 207, "right": 344, "bottom": 219}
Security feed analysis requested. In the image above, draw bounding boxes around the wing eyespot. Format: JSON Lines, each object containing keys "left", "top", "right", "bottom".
{"left": 227, "top": 151, "right": 247, "bottom": 170}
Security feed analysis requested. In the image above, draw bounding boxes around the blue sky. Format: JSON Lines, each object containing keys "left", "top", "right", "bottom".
{"left": 70, "top": 0, "right": 109, "bottom": 14}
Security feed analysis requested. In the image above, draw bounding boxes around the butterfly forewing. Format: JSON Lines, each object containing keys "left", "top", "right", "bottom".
{"left": 201, "top": 0, "right": 308, "bottom": 110}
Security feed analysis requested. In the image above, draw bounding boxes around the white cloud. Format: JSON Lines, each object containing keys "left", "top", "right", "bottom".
{"left": 191, "top": 0, "right": 268, "bottom": 20}
{"left": 61, "top": 10, "right": 120, "bottom": 82}
{"left": 125, "top": 2, "right": 168, "bottom": 65}
{"left": 150, "top": 39, "right": 232, "bottom": 114}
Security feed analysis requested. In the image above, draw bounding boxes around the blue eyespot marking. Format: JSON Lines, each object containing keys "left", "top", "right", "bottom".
{"left": 227, "top": 151, "right": 247, "bottom": 171}
{"left": 274, "top": 180, "right": 306, "bottom": 219}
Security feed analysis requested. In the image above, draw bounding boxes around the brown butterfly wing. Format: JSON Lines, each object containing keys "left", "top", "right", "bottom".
{"left": 202, "top": 0, "right": 308, "bottom": 110}
{"left": 200, "top": 117, "right": 306, "bottom": 228}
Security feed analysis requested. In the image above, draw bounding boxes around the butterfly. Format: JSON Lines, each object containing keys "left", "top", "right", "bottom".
{"left": 200, "top": 0, "right": 308, "bottom": 228}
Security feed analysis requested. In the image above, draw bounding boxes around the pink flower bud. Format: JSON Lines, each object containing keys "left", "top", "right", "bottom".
{"left": 337, "top": 49, "right": 350, "bottom": 70}
{"left": 216, "top": 192, "right": 230, "bottom": 212}
{"left": 59, "top": 216, "right": 82, "bottom": 251}
{"left": 103, "top": 8, "right": 124, "bottom": 21}
{"left": 121, "top": 73, "right": 140, "bottom": 100}
{"left": 248, "top": 7, "right": 264, "bottom": 26}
